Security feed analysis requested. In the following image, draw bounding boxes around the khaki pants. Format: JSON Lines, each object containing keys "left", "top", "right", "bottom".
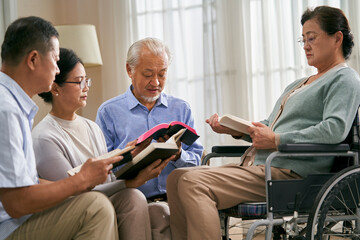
{"left": 110, "top": 188, "right": 152, "bottom": 240}
{"left": 167, "top": 164, "right": 301, "bottom": 240}
{"left": 148, "top": 201, "right": 171, "bottom": 240}
{"left": 6, "top": 191, "right": 118, "bottom": 240}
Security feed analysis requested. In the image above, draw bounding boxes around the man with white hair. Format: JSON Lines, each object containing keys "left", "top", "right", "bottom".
{"left": 96, "top": 37, "right": 203, "bottom": 240}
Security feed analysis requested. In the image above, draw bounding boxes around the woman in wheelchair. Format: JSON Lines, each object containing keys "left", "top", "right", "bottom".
{"left": 167, "top": 6, "right": 360, "bottom": 240}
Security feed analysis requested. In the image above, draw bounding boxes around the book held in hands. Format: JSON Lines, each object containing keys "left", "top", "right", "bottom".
{"left": 68, "top": 123, "right": 199, "bottom": 180}
{"left": 113, "top": 128, "right": 187, "bottom": 179}
{"left": 136, "top": 121, "right": 199, "bottom": 146}
{"left": 67, "top": 146, "right": 135, "bottom": 176}
{"left": 219, "top": 114, "right": 253, "bottom": 135}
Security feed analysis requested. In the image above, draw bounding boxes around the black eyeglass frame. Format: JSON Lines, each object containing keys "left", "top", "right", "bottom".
{"left": 63, "top": 77, "right": 92, "bottom": 89}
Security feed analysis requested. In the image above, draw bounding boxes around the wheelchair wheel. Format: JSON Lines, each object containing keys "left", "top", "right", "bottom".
{"left": 306, "top": 165, "right": 360, "bottom": 240}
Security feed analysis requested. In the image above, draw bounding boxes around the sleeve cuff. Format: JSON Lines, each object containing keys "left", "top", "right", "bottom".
{"left": 275, "top": 133, "right": 281, "bottom": 150}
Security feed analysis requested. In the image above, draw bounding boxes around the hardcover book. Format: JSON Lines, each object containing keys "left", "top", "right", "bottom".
{"left": 67, "top": 146, "right": 135, "bottom": 176}
{"left": 136, "top": 121, "right": 199, "bottom": 146}
{"left": 113, "top": 128, "right": 186, "bottom": 179}
{"left": 219, "top": 114, "right": 253, "bottom": 135}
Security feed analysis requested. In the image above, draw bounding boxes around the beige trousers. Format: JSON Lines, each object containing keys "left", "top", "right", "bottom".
{"left": 110, "top": 188, "right": 152, "bottom": 240}
{"left": 148, "top": 201, "right": 171, "bottom": 240}
{"left": 110, "top": 188, "right": 171, "bottom": 240}
{"left": 167, "top": 164, "right": 302, "bottom": 240}
{"left": 6, "top": 191, "right": 118, "bottom": 240}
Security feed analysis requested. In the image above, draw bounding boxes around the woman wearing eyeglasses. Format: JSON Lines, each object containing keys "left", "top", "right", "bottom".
{"left": 32, "top": 48, "right": 174, "bottom": 240}
{"left": 167, "top": 6, "right": 360, "bottom": 239}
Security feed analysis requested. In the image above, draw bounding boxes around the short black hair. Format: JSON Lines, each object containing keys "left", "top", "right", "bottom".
{"left": 38, "top": 48, "right": 83, "bottom": 103}
{"left": 1, "top": 16, "right": 59, "bottom": 65}
{"left": 301, "top": 6, "right": 354, "bottom": 60}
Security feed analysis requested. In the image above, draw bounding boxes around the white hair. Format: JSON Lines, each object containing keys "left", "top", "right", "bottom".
{"left": 126, "top": 37, "right": 172, "bottom": 72}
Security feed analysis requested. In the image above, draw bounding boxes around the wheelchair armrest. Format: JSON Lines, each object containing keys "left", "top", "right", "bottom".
{"left": 265, "top": 143, "right": 355, "bottom": 182}
{"left": 211, "top": 145, "right": 250, "bottom": 153}
{"left": 278, "top": 143, "right": 350, "bottom": 152}
{"left": 201, "top": 145, "right": 250, "bottom": 165}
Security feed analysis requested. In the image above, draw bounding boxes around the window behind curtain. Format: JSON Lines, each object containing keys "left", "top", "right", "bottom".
{"left": 131, "top": 0, "right": 206, "bottom": 140}
{"left": 129, "top": 0, "right": 359, "bottom": 151}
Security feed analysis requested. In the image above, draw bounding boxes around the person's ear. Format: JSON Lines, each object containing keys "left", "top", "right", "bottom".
{"left": 126, "top": 64, "right": 133, "bottom": 78}
{"left": 334, "top": 31, "right": 343, "bottom": 47}
{"left": 26, "top": 50, "right": 39, "bottom": 71}
{"left": 51, "top": 82, "right": 60, "bottom": 97}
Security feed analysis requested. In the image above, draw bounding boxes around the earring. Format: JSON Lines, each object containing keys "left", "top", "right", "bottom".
{"left": 55, "top": 93, "right": 59, "bottom": 96}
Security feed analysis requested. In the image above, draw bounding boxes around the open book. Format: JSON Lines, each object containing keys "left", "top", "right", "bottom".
{"left": 113, "top": 128, "right": 186, "bottom": 179}
{"left": 136, "top": 121, "right": 199, "bottom": 146}
{"left": 219, "top": 114, "right": 253, "bottom": 135}
{"left": 67, "top": 146, "right": 135, "bottom": 176}
{"left": 67, "top": 129, "right": 186, "bottom": 179}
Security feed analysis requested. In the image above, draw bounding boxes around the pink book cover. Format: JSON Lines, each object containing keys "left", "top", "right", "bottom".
{"left": 136, "top": 121, "right": 198, "bottom": 145}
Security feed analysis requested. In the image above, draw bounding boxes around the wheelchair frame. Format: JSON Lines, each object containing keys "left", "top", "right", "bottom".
{"left": 202, "top": 144, "right": 359, "bottom": 240}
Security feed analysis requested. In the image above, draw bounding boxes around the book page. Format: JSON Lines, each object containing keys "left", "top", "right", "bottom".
{"left": 219, "top": 114, "right": 253, "bottom": 135}
{"left": 165, "top": 128, "right": 186, "bottom": 145}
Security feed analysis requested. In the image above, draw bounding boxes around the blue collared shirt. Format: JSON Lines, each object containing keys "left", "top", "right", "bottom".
{"left": 0, "top": 72, "right": 39, "bottom": 239}
{"left": 96, "top": 85, "right": 203, "bottom": 198}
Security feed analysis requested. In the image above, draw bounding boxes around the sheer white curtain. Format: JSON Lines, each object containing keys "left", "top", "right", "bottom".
{"left": 202, "top": 0, "right": 308, "bottom": 149}
{"left": 203, "top": 0, "right": 360, "bottom": 150}
{"left": 0, "top": 0, "right": 17, "bottom": 65}
{"left": 113, "top": 0, "right": 360, "bottom": 152}
{"left": 125, "top": 0, "right": 208, "bottom": 147}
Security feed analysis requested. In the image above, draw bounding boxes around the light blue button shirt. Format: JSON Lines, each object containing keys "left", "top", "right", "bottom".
{"left": 0, "top": 72, "right": 39, "bottom": 239}
{"left": 96, "top": 85, "right": 203, "bottom": 198}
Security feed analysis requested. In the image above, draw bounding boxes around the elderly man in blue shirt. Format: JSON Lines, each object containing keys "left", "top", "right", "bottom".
{"left": 96, "top": 37, "right": 203, "bottom": 240}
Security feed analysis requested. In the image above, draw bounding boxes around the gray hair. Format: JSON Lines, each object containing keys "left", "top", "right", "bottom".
{"left": 126, "top": 37, "right": 172, "bottom": 72}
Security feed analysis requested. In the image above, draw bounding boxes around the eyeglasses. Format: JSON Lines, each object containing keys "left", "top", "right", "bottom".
{"left": 297, "top": 34, "right": 318, "bottom": 47}
{"left": 64, "top": 77, "right": 92, "bottom": 89}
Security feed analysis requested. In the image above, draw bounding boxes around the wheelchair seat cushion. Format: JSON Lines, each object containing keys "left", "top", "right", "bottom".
{"left": 220, "top": 202, "right": 267, "bottom": 219}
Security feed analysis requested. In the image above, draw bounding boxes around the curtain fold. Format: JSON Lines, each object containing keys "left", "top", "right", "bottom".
{"left": 341, "top": 0, "right": 360, "bottom": 74}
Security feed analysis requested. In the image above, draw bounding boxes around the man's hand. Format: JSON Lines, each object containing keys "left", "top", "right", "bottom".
{"left": 77, "top": 156, "right": 123, "bottom": 191}
{"left": 125, "top": 155, "right": 176, "bottom": 188}
{"left": 248, "top": 122, "right": 276, "bottom": 149}
{"left": 206, "top": 113, "right": 243, "bottom": 137}
{"left": 130, "top": 138, "right": 152, "bottom": 158}
{"left": 157, "top": 135, "right": 182, "bottom": 161}
{"left": 126, "top": 139, "right": 138, "bottom": 147}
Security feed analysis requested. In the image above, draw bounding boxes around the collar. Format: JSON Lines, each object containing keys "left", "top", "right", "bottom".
{"left": 0, "top": 72, "right": 38, "bottom": 120}
{"left": 126, "top": 85, "right": 168, "bottom": 110}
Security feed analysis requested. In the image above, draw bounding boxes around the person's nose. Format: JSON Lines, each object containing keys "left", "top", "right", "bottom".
{"left": 55, "top": 64, "right": 60, "bottom": 75}
{"left": 303, "top": 40, "right": 311, "bottom": 50}
{"left": 82, "top": 82, "right": 90, "bottom": 92}
{"left": 150, "top": 76, "right": 160, "bottom": 86}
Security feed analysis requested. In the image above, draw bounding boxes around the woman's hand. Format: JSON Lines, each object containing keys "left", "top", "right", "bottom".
{"left": 206, "top": 113, "right": 243, "bottom": 137}
{"left": 125, "top": 155, "right": 176, "bottom": 188}
{"left": 248, "top": 122, "right": 276, "bottom": 149}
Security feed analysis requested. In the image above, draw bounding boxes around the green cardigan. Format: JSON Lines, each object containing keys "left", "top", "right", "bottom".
{"left": 254, "top": 65, "right": 360, "bottom": 177}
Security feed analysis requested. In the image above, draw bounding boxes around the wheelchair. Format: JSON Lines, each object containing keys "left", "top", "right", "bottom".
{"left": 202, "top": 111, "right": 360, "bottom": 240}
